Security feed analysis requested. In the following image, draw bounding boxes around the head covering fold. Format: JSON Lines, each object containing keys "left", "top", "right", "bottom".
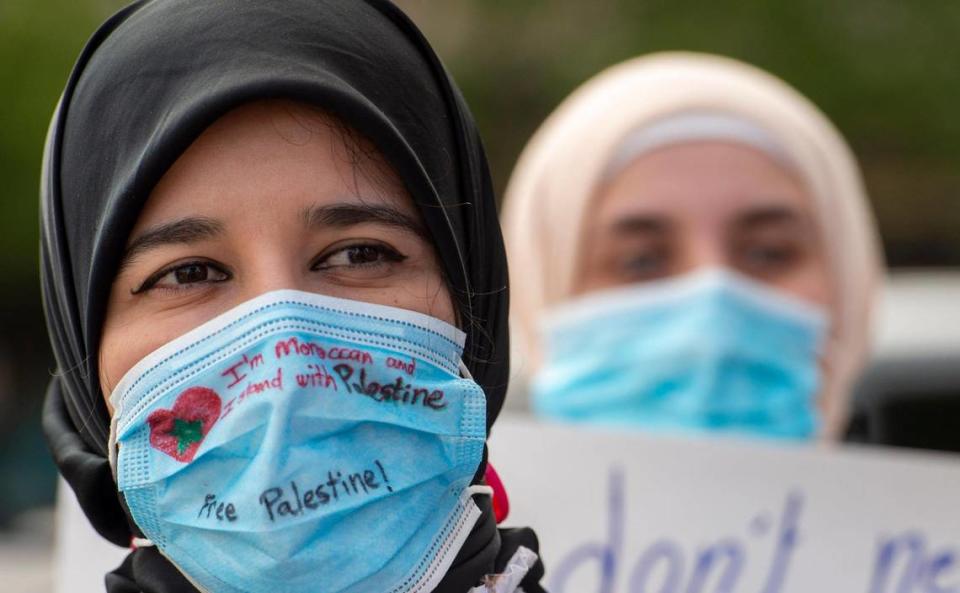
{"left": 40, "top": 1, "right": 538, "bottom": 590}
{"left": 502, "top": 52, "right": 884, "bottom": 438}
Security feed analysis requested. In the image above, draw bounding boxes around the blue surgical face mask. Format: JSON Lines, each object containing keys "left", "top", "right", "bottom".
{"left": 531, "top": 269, "right": 828, "bottom": 440}
{"left": 107, "top": 290, "right": 488, "bottom": 593}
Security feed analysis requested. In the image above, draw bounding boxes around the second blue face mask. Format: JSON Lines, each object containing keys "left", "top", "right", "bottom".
{"left": 531, "top": 269, "right": 828, "bottom": 440}
{"left": 107, "top": 290, "right": 487, "bottom": 593}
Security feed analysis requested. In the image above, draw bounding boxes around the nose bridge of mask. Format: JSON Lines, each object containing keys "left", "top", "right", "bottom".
{"left": 112, "top": 290, "right": 465, "bottom": 401}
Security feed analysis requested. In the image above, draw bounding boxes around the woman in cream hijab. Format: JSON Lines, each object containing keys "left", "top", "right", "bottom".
{"left": 502, "top": 52, "right": 883, "bottom": 440}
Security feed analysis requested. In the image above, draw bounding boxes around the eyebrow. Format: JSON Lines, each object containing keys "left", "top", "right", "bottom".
{"left": 609, "top": 214, "right": 672, "bottom": 236}
{"left": 300, "top": 203, "right": 428, "bottom": 240}
{"left": 120, "top": 217, "right": 225, "bottom": 271}
{"left": 734, "top": 206, "right": 805, "bottom": 230}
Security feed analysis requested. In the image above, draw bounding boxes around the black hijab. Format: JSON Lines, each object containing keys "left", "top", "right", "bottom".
{"left": 40, "top": 1, "right": 543, "bottom": 591}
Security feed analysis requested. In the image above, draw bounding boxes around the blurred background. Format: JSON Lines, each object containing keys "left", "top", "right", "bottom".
{"left": 1, "top": 0, "right": 958, "bottom": 589}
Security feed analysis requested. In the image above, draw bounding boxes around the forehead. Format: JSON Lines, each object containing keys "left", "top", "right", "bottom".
{"left": 132, "top": 100, "right": 409, "bottom": 232}
{"left": 593, "top": 141, "right": 812, "bottom": 225}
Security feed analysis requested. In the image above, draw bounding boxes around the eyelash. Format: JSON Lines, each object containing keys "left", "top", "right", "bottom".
{"left": 310, "top": 241, "right": 407, "bottom": 271}
{"left": 131, "top": 242, "right": 407, "bottom": 294}
{"left": 131, "top": 259, "right": 231, "bottom": 294}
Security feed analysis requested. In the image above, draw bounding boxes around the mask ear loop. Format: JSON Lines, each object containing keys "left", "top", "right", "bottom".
{"left": 459, "top": 360, "right": 475, "bottom": 381}
{"left": 464, "top": 468, "right": 509, "bottom": 526}
{"left": 107, "top": 408, "right": 120, "bottom": 477}
{"left": 467, "top": 485, "right": 493, "bottom": 497}
{"left": 131, "top": 537, "right": 155, "bottom": 549}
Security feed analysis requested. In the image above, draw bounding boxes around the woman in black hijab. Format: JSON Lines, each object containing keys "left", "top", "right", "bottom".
{"left": 40, "top": 1, "right": 544, "bottom": 591}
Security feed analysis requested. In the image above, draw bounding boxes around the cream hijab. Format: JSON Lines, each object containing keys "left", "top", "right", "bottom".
{"left": 502, "top": 52, "right": 884, "bottom": 439}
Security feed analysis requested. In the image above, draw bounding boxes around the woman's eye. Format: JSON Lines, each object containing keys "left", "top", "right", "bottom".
{"left": 619, "top": 249, "right": 669, "bottom": 281}
{"left": 740, "top": 244, "right": 801, "bottom": 271}
{"left": 133, "top": 261, "right": 230, "bottom": 294}
{"left": 312, "top": 243, "right": 407, "bottom": 272}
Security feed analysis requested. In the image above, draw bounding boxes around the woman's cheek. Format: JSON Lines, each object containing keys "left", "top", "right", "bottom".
{"left": 99, "top": 313, "right": 192, "bottom": 409}
{"left": 773, "top": 260, "right": 832, "bottom": 309}
{"left": 420, "top": 275, "right": 457, "bottom": 327}
{"left": 99, "top": 328, "right": 150, "bottom": 411}
{"left": 402, "top": 264, "right": 457, "bottom": 326}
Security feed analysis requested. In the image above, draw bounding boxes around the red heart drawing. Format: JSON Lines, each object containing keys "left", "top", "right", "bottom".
{"left": 147, "top": 387, "right": 222, "bottom": 463}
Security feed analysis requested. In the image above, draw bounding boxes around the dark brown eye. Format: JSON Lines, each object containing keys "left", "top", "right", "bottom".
{"left": 615, "top": 244, "right": 672, "bottom": 282}
{"left": 743, "top": 245, "right": 799, "bottom": 268}
{"left": 346, "top": 245, "right": 385, "bottom": 266}
{"left": 623, "top": 252, "right": 667, "bottom": 278}
{"left": 174, "top": 263, "right": 211, "bottom": 284}
{"left": 312, "top": 242, "right": 407, "bottom": 271}
{"left": 133, "top": 260, "right": 231, "bottom": 294}
{"left": 735, "top": 240, "right": 806, "bottom": 280}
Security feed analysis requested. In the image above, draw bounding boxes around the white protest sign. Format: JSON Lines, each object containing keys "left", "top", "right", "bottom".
{"left": 54, "top": 480, "right": 128, "bottom": 593}
{"left": 488, "top": 417, "right": 960, "bottom": 593}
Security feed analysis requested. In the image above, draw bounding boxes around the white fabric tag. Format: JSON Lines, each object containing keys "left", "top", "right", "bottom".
{"left": 467, "top": 546, "right": 539, "bottom": 593}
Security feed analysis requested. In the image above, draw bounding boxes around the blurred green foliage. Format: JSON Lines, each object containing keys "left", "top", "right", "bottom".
{"left": 0, "top": 0, "right": 131, "bottom": 516}
{"left": 1, "top": 0, "right": 128, "bottom": 279}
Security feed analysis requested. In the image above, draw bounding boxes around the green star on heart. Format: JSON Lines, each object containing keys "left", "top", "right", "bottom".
{"left": 168, "top": 418, "right": 205, "bottom": 455}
